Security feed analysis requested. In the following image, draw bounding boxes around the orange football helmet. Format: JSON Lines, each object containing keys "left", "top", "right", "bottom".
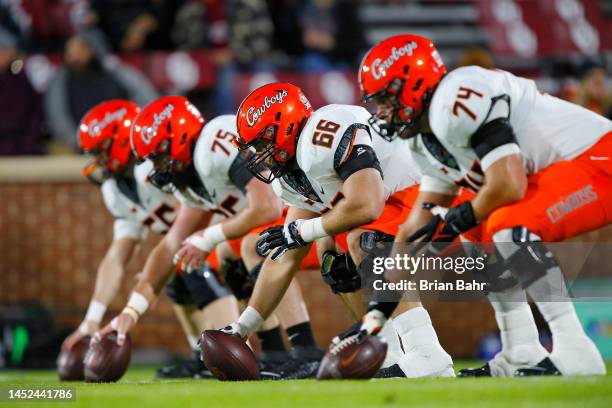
{"left": 130, "top": 96, "right": 205, "bottom": 190}
{"left": 359, "top": 34, "right": 446, "bottom": 140}
{"left": 77, "top": 99, "right": 140, "bottom": 180}
{"left": 235, "top": 82, "right": 313, "bottom": 183}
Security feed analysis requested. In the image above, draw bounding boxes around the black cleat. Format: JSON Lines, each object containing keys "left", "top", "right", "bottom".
{"left": 258, "top": 350, "right": 289, "bottom": 380}
{"left": 457, "top": 363, "right": 492, "bottom": 377}
{"left": 156, "top": 359, "right": 214, "bottom": 379}
{"left": 156, "top": 349, "right": 214, "bottom": 379}
{"left": 515, "top": 357, "right": 561, "bottom": 376}
{"left": 273, "top": 346, "right": 326, "bottom": 380}
{"left": 375, "top": 364, "right": 406, "bottom": 378}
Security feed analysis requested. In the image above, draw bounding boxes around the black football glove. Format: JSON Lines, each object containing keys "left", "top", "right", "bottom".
{"left": 407, "top": 201, "right": 477, "bottom": 244}
{"left": 256, "top": 221, "right": 308, "bottom": 261}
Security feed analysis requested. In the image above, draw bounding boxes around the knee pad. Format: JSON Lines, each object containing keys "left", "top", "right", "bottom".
{"left": 471, "top": 249, "right": 519, "bottom": 294}
{"left": 495, "top": 227, "right": 557, "bottom": 289}
{"left": 221, "top": 259, "right": 254, "bottom": 300}
{"left": 165, "top": 274, "right": 193, "bottom": 306}
{"left": 182, "top": 264, "right": 231, "bottom": 309}
{"left": 320, "top": 250, "right": 360, "bottom": 294}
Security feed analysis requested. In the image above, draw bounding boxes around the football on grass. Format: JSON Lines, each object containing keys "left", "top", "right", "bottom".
{"left": 57, "top": 336, "right": 91, "bottom": 381}
{"left": 317, "top": 335, "right": 387, "bottom": 380}
{"left": 200, "top": 330, "right": 260, "bottom": 381}
{"left": 84, "top": 331, "right": 131, "bottom": 382}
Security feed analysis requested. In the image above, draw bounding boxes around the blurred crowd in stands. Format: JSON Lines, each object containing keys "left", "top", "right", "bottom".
{"left": 0, "top": 0, "right": 610, "bottom": 156}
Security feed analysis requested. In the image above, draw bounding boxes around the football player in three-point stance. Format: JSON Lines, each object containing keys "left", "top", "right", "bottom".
{"left": 224, "top": 83, "right": 456, "bottom": 378}
{"left": 357, "top": 34, "right": 610, "bottom": 376}
{"left": 97, "top": 96, "right": 322, "bottom": 378}
{"left": 63, "top": 100, "right": 233, "bottom": 378}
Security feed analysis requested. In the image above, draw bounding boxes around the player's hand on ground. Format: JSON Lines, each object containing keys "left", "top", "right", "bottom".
{"left": 219, "top": 322, "right": 247, "bottom": 342}
{"left": 61, "top": 321, "right": 98, "bottom": 351}
{"left": 93, "top": 313, "right": 136, "bottom": 346}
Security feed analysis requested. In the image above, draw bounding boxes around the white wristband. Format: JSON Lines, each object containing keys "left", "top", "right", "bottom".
{"left": 297, "top": 217, "right": 327, "bottom": 242}
{"left": 84, "top": 300, "right": 107, "bottom": 324}
{"left": 122, "top": 291, "right": 149, "bottom": 322}
{"left": 236, "top": 306, "right": 264, "bottom": 337}
{"left": 185, "top": 224, "right": 226, "bottom": 252}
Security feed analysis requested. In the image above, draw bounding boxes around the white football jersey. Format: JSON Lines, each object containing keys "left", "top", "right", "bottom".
{"left": 273, "top": 104, "right": 420, "bottom": 214}
{"left": 101, "top": 160, "right": 177, "bottom": 241}
{"left": 416, "top": 66, "right": 612, "bottom": 194}
{"left": 173, "top": 115, "right": 252, "bottom": 218}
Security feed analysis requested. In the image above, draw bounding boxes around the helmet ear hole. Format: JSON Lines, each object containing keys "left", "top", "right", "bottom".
{"left": 275, "top": 112, "right": 281, "bottom": 121}
{"left": 286, "top": 123, "right": 294, "bottom": 136}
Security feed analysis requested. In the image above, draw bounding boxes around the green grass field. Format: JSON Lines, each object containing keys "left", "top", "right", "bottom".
{"left": 1, "top": 362, "right": 611, "bottom": 408}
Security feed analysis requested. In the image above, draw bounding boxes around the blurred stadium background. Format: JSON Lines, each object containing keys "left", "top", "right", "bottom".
{"left": 1, "top": 0, "right": 611, "bottom": 369}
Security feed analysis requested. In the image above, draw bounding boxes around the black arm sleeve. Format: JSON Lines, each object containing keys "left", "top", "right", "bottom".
{"left": 469, "top": 118, "right": 518, "bottom": 160}
{"left": 333, "top": 123, "right": 382, "bottom": 181}
{"left": 335, "top": 144, "right": 382, "bottom": 181}
{"left": 229, "top": 150, "right": 255, "bottom": 193}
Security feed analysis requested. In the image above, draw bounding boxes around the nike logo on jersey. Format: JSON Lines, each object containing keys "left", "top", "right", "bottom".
{"left": 356, "top": 147, "right": 366, "bottom": 156}
{"left": 319, "top": 186, "right": 325, "bottom": 195}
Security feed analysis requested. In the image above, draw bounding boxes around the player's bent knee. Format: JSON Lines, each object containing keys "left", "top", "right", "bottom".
{"left": 220, "top": 259, "right": 254, "bottom": 301}
{"left": 164, "top": 275, "right": 193, "bottom": 306}
{"left": 240, "top": 234, "right": 260, "bottom": 257}
{"left": 183, "top": 264, "right": 232, "bottom": 309}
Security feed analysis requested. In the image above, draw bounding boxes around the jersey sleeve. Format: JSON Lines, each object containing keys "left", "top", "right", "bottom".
{"left": 429, "top": 70, "right": 498, "bottom": 147}
{"left": 333, "top": 124, "right": 381, "bottom": 181}
{"left": 173, "top": 190, "right": 199, "bottom": 209}
{"left": 471, "top": 95, "right": 520, "bottom": 171}
{"left": 429, "top": 68, "right": 520, "bottom": 171}
{"left": 101, "top": 180, "right": 145, "bottom": 241}
{"left": 113, "top": 219, "right": 146, "bottom": 241}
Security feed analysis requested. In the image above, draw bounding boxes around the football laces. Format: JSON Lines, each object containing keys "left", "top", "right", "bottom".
{"left": 330, "top": 332, "right": 361, "bottom": 355}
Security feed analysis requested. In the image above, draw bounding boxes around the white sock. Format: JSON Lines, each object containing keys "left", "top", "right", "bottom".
{"left": 488, "top": 286, "right": 547, "bottom": 366}
{"left": 393, "top": 306, "right": 440, "bottom": 351}
{"left": 536, "top": 301, "right": 583, "bottom": 337}
{"left": 379, "top": 318, "right": 402, "bottom": 368}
